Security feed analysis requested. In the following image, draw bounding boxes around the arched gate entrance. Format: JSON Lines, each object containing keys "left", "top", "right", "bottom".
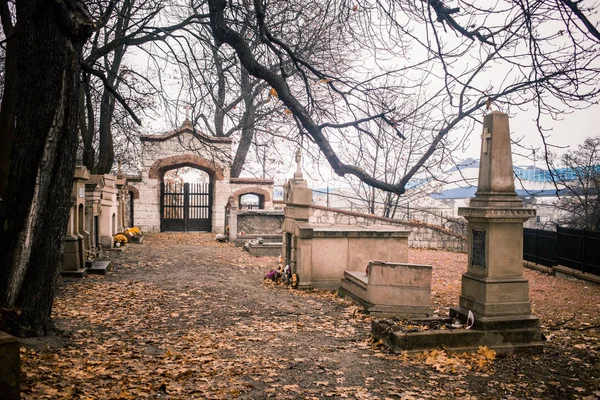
{"left": 161, "top": 181, "right": 212, "bottom": 231}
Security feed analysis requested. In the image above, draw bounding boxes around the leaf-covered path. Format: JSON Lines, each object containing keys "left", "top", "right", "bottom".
{"left": 20, "top": 233, "right": 600, "bottom": 399}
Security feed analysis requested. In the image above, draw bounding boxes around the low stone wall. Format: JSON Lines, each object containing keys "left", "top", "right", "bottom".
{"left": 309, "top": 205, "right": 466, "bottom": 252}
{"left": 237, "top": 210, "right": 284, "bottom": 235}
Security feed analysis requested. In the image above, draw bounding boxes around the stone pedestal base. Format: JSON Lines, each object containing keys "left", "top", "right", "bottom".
{"left": 458, "top": 272, "right": 533, "bottom": 319}
{"left": 62, "top": 235, "right": 83, "bottom": 272}
{"left": 373, "top": 319, "right": 544, "bottom": 355}
{"left": 448, "top": 306, "right": 543, "bottom": 354}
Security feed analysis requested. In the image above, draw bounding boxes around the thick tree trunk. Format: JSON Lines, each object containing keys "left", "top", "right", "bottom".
{"left": 230, "top": 116, "right": 255, "bottom": 178}
{"left": 230, "top": 67, "right": 255, "bottom": 178}
{"left": 94, "top": 89, "right": 116, "bottom": 174}
{"left": 0, "top": 0, "right": 92, "bottom": 337}
{"left": 0, "top": 24, "right": 18, "bottom": 199}
{"left": 93, "top": 35, "right": 126, "bottom": 174}
{"left": 79, "top": 82, "right": 96, "bottom": 171}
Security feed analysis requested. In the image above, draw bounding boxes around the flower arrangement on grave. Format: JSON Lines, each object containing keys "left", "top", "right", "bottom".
{"left": 85, "top": 249, "right": 96, "bottom": 262}
{"left": 127, "top": 227, "right": 142, "bottom": 237}
{"left": 113, "top": 234, "right": 128, "bottom": 247}
{"left": 124, "top": 227, "right": 143, "bottom": 243}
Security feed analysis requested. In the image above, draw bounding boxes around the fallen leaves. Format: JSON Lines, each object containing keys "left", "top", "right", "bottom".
{"left": 16, "top": 234, "right": 600, "bottom": 399}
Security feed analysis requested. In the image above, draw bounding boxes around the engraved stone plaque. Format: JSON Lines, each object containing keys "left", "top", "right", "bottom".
{"left": 471, "top": 228, "right": 486, "bottom": 268}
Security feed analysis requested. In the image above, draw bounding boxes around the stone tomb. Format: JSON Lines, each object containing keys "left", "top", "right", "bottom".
{"left": 282, "top": 150, "right": 411, "bottom": 289}
{"left": 341, "top": 261, "right": 433, "bottom": 317}
{"left": 98, "top": 174, "right": 119, "bottom": 249}
{"left": 85, "top": 175, "right": 103, "bottom": 249}
{"left": 289, "top": 223, "right": 410, "bottom": 289}
{"left": 373, "top": 112, "right": 543, "bottom": 355}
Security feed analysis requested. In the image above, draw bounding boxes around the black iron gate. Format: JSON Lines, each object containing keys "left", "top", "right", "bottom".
{"left": 161, "top": 182, "right": 212, "bottom": 232}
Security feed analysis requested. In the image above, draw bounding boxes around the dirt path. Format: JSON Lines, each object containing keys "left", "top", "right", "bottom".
{"left": 19, "top": 233, "right": 600, "bottom": 399}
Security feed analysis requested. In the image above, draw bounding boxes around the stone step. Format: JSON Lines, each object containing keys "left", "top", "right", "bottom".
{"left": 343, "top": 271, "right": 368, "bottom": 289}
{"left": 60, "top": 269, "right": 87, "bottom": 278}
{"left": 234, "top": 234, "right": 281, "bottom": 247}
{"left": 88, "top": 260, "right": 111, "bottom": 275}
{"left": 248, "top": 243, "right": 282, "bottom": 257}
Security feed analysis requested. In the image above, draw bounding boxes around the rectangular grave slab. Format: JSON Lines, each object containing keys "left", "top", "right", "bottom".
{"left": 341, "top": 261, "right": 433, "bottom": 317}
{"left": 291, "top": 223, "right": 410, "bottom": 289}
{"left": 88, "top": 260, "right": 111, "bottom": 275}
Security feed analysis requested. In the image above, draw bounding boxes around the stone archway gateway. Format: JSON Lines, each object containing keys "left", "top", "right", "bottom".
{"left": 127, "top": 119, "right": 275, "bottom": 233}
{"left": 161, "top": 176, "right": 212, "bottom": 232}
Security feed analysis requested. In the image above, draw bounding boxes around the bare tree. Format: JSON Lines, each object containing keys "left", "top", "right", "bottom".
{"left": 78, "top": 0, "right": 209, "bottom": 174}
{"left": 0, "top": 0, "right": 92, "bottom": 336}
{"left": 551, "top": 137, "right": 600, "bottom": 230}
{"left": 207, "top": 0, "right": 600, "bottom": 194}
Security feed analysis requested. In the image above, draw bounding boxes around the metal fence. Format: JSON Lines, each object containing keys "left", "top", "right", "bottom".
{"left": 523, "top": 226, "right": 600, "bottom": 276}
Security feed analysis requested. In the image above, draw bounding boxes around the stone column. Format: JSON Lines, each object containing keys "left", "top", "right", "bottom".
{"left": 282, "top": 149, "right": 314, "bottom": 288}
{"left": 452, "top": 112, "right": 540, "bottom": 336}
{"left": 228, "top": 196, "right": 238, "bottom": 241}
{"left": 116, "top": 177, "right": 127, "bottom": 232}
{"left": 61, "top": 166, "right": 89, "bottom": 272}
{"left": 99, "top": 174, "right": 118, "bottom": 248}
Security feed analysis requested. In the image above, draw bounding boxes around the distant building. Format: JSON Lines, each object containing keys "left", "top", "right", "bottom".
{"left": 431, "top": 158, "right": 583, "bottom": 229}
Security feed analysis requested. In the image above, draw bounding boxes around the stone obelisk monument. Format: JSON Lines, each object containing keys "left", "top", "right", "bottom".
{"left": 451, "top": 111, "right": 543, "bottom": 353}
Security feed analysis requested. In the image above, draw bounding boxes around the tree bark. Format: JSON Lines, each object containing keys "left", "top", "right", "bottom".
{"left": 0, "top": 0, "right": 92, "bottom": 337}
{"left": 79, "top": 79, "right": 96, "bottom": 171}
{"left": 0, "top": 4, "right": 17, "bottom": 200}
{"left": 230, "top": 68, "right": 256, "bottom": 178}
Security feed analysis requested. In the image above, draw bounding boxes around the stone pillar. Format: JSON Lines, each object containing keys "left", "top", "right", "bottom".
{"left": 452, "top": 112, "right": 541, "bottom": 349}
{"left": 116, "top": 177, "right": 127, "bottom": 232}
{"left": 85, "top": 178, "right": 102, "bottom": 249}
{"left": 99, "top": 174, "right": 118, "bottom": 248}
{"left": 227, "top": 196, "right": 238, "bottom": 241}
{"left": 62, "top": 166, "right": 90, "bottom": 272}
{"left": 282, "top": 149, "right": 314, "bottom": 288}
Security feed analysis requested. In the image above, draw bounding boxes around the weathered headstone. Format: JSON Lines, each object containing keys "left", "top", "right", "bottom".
{"left": 372, "top": 112, "right": 543, "bottom": 355}
{"left": 341, "top": 261, "right": 433, "bottom": 317}
{"left": 451, "top": 111, "right": 542, "bottom": 352}
{"left": 282, "top": 150, "right": 411, "bottom": 289}
{"left": 98, "top": 174, "right": 119, "bottom": 249}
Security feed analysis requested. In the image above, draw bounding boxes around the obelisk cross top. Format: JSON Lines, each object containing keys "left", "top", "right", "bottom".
{"left": 481, "top": 128, "right": 492, "bottom": 154}
{"left": 294, "top": 148, "right": 303, "bottom": 180}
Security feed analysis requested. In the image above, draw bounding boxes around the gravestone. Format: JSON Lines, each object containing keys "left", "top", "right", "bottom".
{"left": 282, "top": 150, "right": 411, "bottom": 289}
{"left": 98, "top": 174, "right": 119, "bottom": 248}
{"left": 341, "top": 260, "right": 433, "bottom": 317}
{"left": 450, "top": 111, "right": 542, "bottom": 351}
{"left": 372, "top": 112, "right": 543, "bottom": 355}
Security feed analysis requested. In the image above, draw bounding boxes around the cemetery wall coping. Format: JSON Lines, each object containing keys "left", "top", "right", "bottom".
{"left": 310, "top": 205, "right": 466, "bottom": 240}
{"left": 295, "top": 222, "right": 411, "bottom": 239}
{"left": 238, "top": 209, "right": 283, "bottom": 216}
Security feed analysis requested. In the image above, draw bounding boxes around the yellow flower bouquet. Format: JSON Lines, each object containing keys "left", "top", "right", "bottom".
{"left": 113, "top": 234, "right": 128, "bottom": 247}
